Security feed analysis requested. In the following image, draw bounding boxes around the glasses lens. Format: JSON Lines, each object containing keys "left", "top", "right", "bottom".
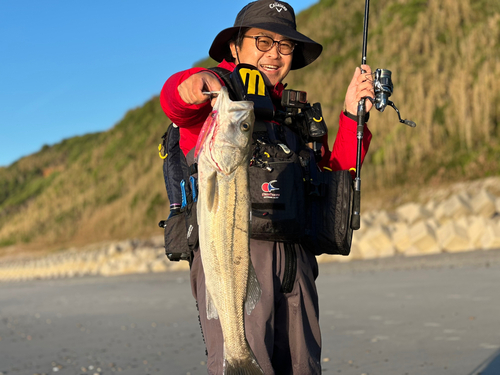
{"left": 253, "top": 36, "right": 295, "bottom": 55}
{"left": 256, "top": 36, "right": 273, "bottom": 51}
{"left": 279, "top": 40, "right": 295, "bottom": 55}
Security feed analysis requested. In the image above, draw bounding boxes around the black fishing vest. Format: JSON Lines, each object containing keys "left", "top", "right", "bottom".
{"left": 159, "top": 66, "right": 353, "bottom": 262}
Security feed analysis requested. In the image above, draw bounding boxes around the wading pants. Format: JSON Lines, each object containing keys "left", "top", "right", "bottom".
{"left": 190, "top": 239, "right": 322, "bottom": 375}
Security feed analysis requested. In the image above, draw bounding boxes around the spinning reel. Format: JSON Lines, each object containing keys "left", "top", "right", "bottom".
{"left": 368, "top": 68, "right": 415, "bottom": 127}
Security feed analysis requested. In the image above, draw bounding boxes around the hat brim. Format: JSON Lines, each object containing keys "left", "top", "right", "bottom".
{"left": 209, "top": 23, "right": 322, "bottom": 70}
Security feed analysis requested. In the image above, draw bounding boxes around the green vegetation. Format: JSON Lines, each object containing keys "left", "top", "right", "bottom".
{"left": 0, "top": 94, "right": 170, "bottom": 251}
{"left": 387, "top": 0, "right": 428, "bottom": 26}
{"left": 0, "top": 0, "right": 499, "bottom": 252}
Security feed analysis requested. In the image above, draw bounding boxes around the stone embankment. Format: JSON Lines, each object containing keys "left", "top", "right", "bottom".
{"left": 321, "top": 176, "right": 500, "bottom": 263}
{"left": 0, "top": 236, "right": 186, "bottom": 282}
{"left": 1, "top": 177, "right": 500, "bottom": 282}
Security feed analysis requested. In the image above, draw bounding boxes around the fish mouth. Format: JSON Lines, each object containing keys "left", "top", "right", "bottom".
{"left": 210, "top": 145, "right": 245, "bottom": 176}
{"left": 194, "top": 111, "right": 218, "bottom": 161}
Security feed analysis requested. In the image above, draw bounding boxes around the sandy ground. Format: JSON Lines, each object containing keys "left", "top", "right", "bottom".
{"left": 1, "top": 249, "right": 500, "bottom": 375}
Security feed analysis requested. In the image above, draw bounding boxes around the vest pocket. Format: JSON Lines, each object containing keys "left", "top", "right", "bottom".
{"left": 249, "top": 146, "right": 305, "bottom": 242}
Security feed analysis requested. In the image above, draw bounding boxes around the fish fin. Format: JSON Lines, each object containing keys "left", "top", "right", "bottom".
{"left": 223, "top": 341, "right": 264, "bottom": 375}
{"left": 245, "top": 260, "right": 262, "bottom": 316}
{"left": 205, "top": 287, "right": 219, "bottom": 320}
{"left": 205, "top": 171, "right": 218, "bottom": 213}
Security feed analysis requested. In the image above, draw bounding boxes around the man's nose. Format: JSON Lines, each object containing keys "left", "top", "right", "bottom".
{"left": 266, "top": 42, "right": 281, "bottom": 57}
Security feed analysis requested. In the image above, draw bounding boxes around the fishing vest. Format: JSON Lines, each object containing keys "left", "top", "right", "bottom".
{"left": 159, "top": 65, "right": 353, "bottom": 262}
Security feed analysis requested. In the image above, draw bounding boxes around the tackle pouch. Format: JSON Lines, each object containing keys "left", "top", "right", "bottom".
{"left": 249, "top": 139, "right": 306, "bottom": 242}
{"left": 164, "top": 210, "right": 190, "bottom": 262}
{"left": 304, "top": 169, "right": 353, "bottom": 256}
{"left": 163, "top": 200, "right": 199, "bottom": 262}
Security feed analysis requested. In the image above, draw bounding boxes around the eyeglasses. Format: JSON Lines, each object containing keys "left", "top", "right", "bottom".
{"left": 243, "top": 35, "right": 296, "bottom": 55}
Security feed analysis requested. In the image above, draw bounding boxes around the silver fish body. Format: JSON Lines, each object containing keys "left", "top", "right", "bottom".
{"left": 195, "top": 87, "right": 263, "bottom": 374}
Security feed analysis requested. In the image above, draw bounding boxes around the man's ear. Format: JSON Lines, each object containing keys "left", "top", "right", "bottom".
{"left": 229, "top": 41, "right": 237, "bottom": 59}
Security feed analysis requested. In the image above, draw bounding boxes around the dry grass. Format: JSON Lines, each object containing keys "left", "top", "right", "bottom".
{"left": 288, "top": 0, "right": 500, "bottom": 188}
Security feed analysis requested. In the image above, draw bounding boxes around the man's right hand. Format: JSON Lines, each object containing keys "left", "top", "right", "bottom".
{"left": 177, "top": 71, "right": 222, "bottom": 106}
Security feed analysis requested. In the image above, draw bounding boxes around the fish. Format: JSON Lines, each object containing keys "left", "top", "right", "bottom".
{"left": 195, "top": 86, "right": 263, "bottom": 374}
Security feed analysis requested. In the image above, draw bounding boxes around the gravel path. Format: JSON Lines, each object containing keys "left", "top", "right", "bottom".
{"left": 1, "top": 249, "right": 499, "bottom": 375}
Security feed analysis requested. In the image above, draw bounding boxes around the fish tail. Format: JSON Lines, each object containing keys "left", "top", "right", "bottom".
{"left": 223, "top": 356, "right": 264, "bottom": 375}
{"left": 223, "top": 341, "right": 263, "bottom": 375}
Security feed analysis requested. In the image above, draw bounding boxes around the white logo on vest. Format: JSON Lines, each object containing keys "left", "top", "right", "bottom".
{"left": 269, "top": 2, "right": 288, "bottom": 12}
{"left": 261, "top": 180, "right": 280, "bottom": 199}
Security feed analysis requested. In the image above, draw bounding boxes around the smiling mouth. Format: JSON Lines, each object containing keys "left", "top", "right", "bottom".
{"left": 260, "top": 64, "right": 280, "bottom": 71}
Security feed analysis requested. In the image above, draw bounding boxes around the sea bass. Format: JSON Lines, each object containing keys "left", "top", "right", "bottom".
{"left": 195, "top": 86, "right": 263, "bottom": 374}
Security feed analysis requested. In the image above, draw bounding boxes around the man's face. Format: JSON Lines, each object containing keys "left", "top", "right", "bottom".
{"left": 229, "top": 28, "right": 294, "bottom": 87}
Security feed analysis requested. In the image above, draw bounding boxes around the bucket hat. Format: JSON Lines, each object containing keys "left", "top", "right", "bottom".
{"left": 209, "top": 0, "right": 323, "bottom": 70}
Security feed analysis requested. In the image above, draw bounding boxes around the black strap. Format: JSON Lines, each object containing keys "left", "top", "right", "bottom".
{"left": 208, "top": 67, "right": 237, "bottom": 100}
{"left": 185, "top": 146, "right": 198, "bottom": 176}
{"left": 344, "top": 110, "right": 370, "bottom": 123}
{"left": 280, "top": 242, "right": 297, "bottom": 294}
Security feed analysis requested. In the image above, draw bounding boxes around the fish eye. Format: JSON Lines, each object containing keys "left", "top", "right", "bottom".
{"left": 240, "top": 122, "right": 250, "bottom": 132}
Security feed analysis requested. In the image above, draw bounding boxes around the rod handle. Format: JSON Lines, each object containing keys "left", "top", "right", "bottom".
{"left": 351, "top": 188, "right": 361, "bottom": 230}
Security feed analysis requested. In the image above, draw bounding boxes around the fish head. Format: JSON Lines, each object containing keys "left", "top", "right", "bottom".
{"left": 196, "top": 87, "right": 255, "bottom": 175}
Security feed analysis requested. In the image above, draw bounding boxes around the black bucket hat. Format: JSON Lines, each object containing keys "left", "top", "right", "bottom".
{"left": 209, "top": 0, "right": 323, "bottom": 70}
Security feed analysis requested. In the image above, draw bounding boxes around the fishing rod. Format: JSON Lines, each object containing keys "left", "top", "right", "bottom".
{"left": 351, "top": 0, "right": 416, "bottom": 231}
{"left": 350, "top": 0, "right": 370, "bottom": 231}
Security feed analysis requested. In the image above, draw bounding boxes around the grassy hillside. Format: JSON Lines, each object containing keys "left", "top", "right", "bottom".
{"left": 1, "top": 0, "right": 500, "bottom": 253}
{"left": 0, "top": 99, "right": 171, "bottom": 252}
{"left": 287, "top": 0, "right": 500, "bottom": 189}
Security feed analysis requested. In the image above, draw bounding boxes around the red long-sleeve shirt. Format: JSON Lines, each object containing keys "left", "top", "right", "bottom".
{"left": 160, "top": 60, "right": 372, "bottom": 171}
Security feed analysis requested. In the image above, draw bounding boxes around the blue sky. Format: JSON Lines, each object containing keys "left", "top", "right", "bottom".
{"left": 0, "top": 0, "right": 318, "bottom": 167}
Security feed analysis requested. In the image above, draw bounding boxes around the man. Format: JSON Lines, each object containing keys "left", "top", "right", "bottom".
{"left": 160, "top": 1, "right": 374, "bottom": 374}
